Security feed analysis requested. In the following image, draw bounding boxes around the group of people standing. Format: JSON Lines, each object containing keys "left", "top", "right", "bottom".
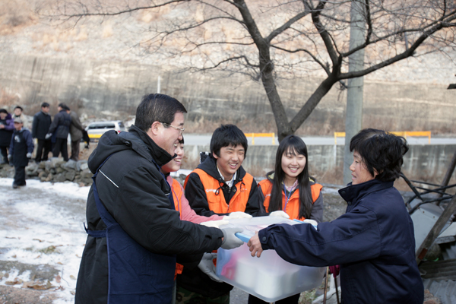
{"left": 0, "top": 102, "right": 85, "bottom": 189}
{"left": 75, "top": 93, "right": 423, "bottom": 304}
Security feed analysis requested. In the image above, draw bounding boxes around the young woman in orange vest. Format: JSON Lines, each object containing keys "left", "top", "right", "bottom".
{"left": 249, "top": 134, "right": 324, "bottom": 304}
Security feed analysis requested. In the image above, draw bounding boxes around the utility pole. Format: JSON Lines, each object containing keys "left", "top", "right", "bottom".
{"left": 343, "top": 0, "right": 366, "bottom": 185}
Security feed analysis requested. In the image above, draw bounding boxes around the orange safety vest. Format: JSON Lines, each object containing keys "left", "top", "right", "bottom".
{"left": 259, "top": 179, "right": 322, "bottom": 221}
{"left": 184, "top": 168, "right": 254, "bottom": 214}
{"left": 170, "top": 177, "right": 184, "bottom": 279}
{"left": 170, "top": 178, "right": 183, "bottom": 219}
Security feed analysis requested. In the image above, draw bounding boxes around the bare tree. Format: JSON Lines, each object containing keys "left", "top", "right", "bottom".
{"left": 50, "top": 0, "right": 456, "bottom": 141}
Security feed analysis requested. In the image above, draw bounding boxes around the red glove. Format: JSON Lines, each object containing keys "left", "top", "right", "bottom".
{"left": 329, "top": 265, "right": 340, "bottom": 278}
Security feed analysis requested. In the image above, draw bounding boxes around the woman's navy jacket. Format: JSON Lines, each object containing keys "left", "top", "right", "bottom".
{"left": 259, "top": 179, "right": 424, "bottom": 304}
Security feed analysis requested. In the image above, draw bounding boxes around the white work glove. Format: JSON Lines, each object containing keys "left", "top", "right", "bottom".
{"left": 26, "top": 153, "right": 32, "bottom": 159}
{"left": 45, "top": 133, "right": 52, "bottom": 140}
{"left": 224, "top": 212, "right": 252, "bottom": 220}
{"left": 7, "top": 155, "right": 12, "bottom": 162}
{"left": 198, "top": 253, "right": 222, "bottom": 283}
{"left": 200, "top": 219, "right": 229, "bottom": 228}
{"left": 269, "top": 210, "right": 290, "bottom": 219}
{"left": 220, "top": 227, "right": 244, "bottom": 250}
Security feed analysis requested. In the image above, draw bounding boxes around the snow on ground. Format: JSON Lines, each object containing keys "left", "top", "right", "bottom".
{"left": 0, "top": 178, "right": 90, "bottom": 303}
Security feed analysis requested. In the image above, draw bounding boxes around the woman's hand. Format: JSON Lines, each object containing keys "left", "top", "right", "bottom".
{"left": 247, "top": 231, "right": 263, "bottom": 258}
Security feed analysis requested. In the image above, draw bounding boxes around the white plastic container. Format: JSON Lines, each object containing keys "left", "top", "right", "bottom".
{"left": 216, "top": 217, "right": 325, "bottom": 302}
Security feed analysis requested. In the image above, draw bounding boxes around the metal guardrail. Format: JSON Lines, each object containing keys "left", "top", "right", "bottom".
{"left": 244, "top": 133, "right": 276, "bottom": 145}
{"left": 334, "top": 131, "right": 431, "bottom": 144}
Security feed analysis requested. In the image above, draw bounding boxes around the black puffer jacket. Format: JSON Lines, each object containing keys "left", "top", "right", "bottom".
{"left": 32, "top": 111, "right": 52, "bottom": 140}
{"left": 48, "top": 110, "right": 71, "bottom": 139}
{"left": 75, "top": 126, "right": 224, "bottom": 304}
{"left": 10, "top": 128, "right": 34, "bottom": 167}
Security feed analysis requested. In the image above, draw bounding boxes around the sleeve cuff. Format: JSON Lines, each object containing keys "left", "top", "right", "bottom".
{"left": 258, "top": 229, "right": 272, "bottom": 250}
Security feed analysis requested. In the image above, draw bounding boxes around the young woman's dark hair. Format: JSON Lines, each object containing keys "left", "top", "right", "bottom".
{"left": 135, "top": 93, "right": 187, "bottom": 132}
{"left": 210, "top": 124, "right": 248, "bottom": 157}
{"left": 350, "top": 128, "right": 409, "bottom": 182}
{"left": 268, "top": 135, "right": 314, "bottom": 219}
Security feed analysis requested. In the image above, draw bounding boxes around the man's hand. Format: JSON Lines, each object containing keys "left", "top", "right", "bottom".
{"left": 45, "top": 133, "right": 52, "bottom": 140}
{"left": 220, "top": 227, "right": 244, "bottom": 250}
{"left": 0, "top": 124, "right": 4, "bottom": 129}
{"left": 224, "top": 211, "right": 252, "bottom": 220}
{"left": 247, "top": 231, "right": 264, "bottom": 258}
{"left": 200, "top": 219, "right": 229, "bottom": 228}
{"left": 198, "top": 253, "right": 222, "bottom": 283}
{"left": 26, "top": 153, "right": 32, "bottom": 159}
{"left": 269, "top": 210, "right": 290, "bottom": 219}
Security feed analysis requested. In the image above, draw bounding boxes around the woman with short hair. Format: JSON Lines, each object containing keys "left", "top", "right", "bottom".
{"left": 248, "top": 128, "right": 424, "bottom": 304}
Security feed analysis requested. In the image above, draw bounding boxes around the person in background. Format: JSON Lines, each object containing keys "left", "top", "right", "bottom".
{"left": 32, "top": 102, "right": 52, "bottom": 163}
{"left": 249, "top": 135, "right": 324, "bottom": 304}
{"left": 9, "top": 117, "right": 34, "bottom": 189}
{"left": 248, "top": 129, "right": 424, "bottom": 304}
{"left": 46, "top": 103, "right": 71, "bottom": 161}
{"left": 66, "top": 106, "right": 85, "bottom": 161}
{"left": 75, "top": 94, "right": 243, "bottom": 304}
{"left": 0, "top": 109, "right": 14, "bottom": 164}
{"left": 12, "top": 106, "right": 29, "bottom": 129}
{"left": 178, "top": 124, "right": 264, "bottom": 304}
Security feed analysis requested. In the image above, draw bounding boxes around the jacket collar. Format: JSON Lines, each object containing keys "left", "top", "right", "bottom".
{"left": 88, "top": 126, "right": 174, "bottom": 173}
{"left": 338, "top": 179, "right": 394, "bottom": 205}
{"left": 126, "top": 125, "right": 173, "bottom": 166}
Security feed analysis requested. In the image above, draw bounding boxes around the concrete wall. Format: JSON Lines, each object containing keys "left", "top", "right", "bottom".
{"left": 0, "top": 53, "right": 455, "bottom": 135}
{"left": 182, "top": 144, "right": 456, "bottom": 188}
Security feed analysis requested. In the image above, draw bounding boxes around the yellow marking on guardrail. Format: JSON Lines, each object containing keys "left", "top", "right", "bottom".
{"left": 334, "top": 131, "right": 431, "bottom": 144}
{"left": 334, "top": 132, "right": 346, "bottom": 145}
{"left": 88, "top": 134, "right": 103, "bottom": 139}
{"left": 245, "top": 133, "right": 276, "bottom": 145}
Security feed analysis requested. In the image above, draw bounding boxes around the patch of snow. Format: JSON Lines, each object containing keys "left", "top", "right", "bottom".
{"left": 0, "top": 178, "right": 89, "bottom": 302}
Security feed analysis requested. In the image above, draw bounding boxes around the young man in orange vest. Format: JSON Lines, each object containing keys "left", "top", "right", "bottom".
{"left": 177, "top": 124, "right": 264, "bottom": 303}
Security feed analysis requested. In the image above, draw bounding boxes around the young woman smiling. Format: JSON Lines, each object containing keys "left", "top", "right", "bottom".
{"left": 260, "top": 135, "right": 323, "bottom": 222}
{"left": 248, "top": 135, "right": 324, "bottom": 304}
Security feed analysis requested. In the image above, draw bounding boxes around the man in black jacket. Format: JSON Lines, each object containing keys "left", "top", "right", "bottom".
{"left": 46, "top": 103, "right": 71, "bottom": 161}
{"left": 75, "top": 94, "right": 243, "bottom": 304}
{"left": 9, "top": 117, "right": 34, "bottom": 188}
{"left": 32, "top": 102, "right": 52, "bottom": 163}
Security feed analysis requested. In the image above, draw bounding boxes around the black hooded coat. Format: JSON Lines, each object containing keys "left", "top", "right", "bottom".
{"left": 75, "top": 126, "right": 224, "bottom": 304}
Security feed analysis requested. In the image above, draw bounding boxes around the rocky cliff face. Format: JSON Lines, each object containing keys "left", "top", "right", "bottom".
{"left": 0, "top": 1, "right": 455, "bottom": 134}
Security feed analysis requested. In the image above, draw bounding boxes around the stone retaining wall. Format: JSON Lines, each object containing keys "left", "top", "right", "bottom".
{"left": 0, "top": 159, "right": 93, "bottom": 186}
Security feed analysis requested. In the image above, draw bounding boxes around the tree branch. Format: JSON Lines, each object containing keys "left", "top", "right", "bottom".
{"left": 311, "top": 0, "right": 339, "bottom": 66}
{"left": 265, "top": 8, "right": 311, "bottom": 43}
{"left": 339, "top": 14, "right": 456, "bottom": 79}
{"left": 271, "top": 45, "right": 330, "bottom": 75}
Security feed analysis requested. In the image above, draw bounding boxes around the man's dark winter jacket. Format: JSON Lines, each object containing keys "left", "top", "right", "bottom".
{"left": 10, "top": 128, "right": 34, "bottom": 167}
{"left": 259, "top": 179, "right": 424, "bottom": 304}
{"left": 0, "top": 113, "right": 14, "bottom": 147}
{"left": 48, "top": 110, "right": 71, "bottom": 139}
{"left": 179, "top": 155, "right": 264, "bottom": 298}
{"left": 32, "top": 111, "right": 52, "bottom": 140}
{"left": 75, "top": 126, "right": 224, "bottom": 304}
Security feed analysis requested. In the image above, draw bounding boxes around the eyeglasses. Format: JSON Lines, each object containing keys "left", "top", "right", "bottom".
{"left": 161, "top": 122, "right": 185, "bottom": 135}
